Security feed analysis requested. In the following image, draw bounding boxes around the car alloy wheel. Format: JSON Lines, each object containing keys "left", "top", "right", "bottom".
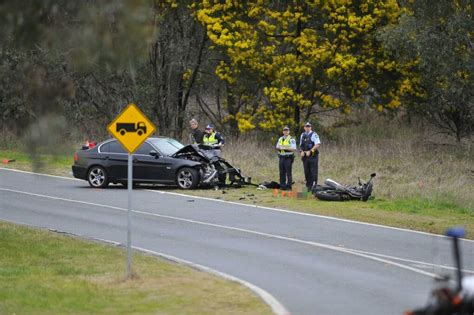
{"left": 176, "top": 167, "right": 198, "bottom": 189}
{"left": 87, "top": 166, "right": 109, "bottom": 188}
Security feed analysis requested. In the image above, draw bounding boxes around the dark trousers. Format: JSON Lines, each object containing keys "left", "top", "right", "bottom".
{"left": 302, "top": 154, "right": 319, "bottom": 189}
{"left": 279, "top": 155, "right": 294, "bottom": 189}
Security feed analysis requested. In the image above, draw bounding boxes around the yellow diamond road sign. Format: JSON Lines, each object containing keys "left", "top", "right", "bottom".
{"left": 107, "top": 103, "right": 156, "bottom": 153}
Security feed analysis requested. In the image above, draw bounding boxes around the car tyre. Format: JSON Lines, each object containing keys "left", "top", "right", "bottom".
{"left": 176, "top": 167, "right": 199, "bottom": 189}
{"left": 87, "top": 166, "right": 109, "bottom": 188}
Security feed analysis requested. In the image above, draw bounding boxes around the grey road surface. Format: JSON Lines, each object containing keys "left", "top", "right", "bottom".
{"left": 1, "top": 168, "right": 473, "bottom": 315}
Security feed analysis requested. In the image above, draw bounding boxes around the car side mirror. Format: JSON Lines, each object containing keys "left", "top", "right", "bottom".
{"left": 149, "top": 150, "right": 159, "bottom": 158}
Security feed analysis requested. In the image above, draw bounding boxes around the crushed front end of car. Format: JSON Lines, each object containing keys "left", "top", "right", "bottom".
{"left": 172, "top": 144, "right": 252, "bottom": 187}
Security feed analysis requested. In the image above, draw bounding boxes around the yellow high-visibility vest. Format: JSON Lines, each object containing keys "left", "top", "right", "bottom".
{"left": 278, "top": 136, "right": 294, "bottom": 156}
{"left": 204, "top": 132, "right": 218, "bottom": 145}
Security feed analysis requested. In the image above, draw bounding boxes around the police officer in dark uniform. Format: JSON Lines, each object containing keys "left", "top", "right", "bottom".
{"left": 299, "top": 122, "right": 321, "bottom": 191}
{"left": 276, "top": 126, "right": 297, "bottom": 190}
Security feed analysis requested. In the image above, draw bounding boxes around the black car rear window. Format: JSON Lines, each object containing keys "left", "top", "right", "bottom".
{"left": 101, "top": 141, "right": 126, "bottom": 154}
{"left": 148, "top": 138, "right": 184, "bottom": 156}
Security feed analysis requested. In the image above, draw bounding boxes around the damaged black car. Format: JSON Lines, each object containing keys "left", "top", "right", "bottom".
{"left": 72, "top": 137, "right": 248, "bottom": 189}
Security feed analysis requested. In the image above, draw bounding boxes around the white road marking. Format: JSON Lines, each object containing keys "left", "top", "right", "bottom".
{"left": 0, "top": 218, "right": 289, "bottom": 315}
{"left": 1, "top": 187, "right": 464, "bottom": 279}
{"left": 348, "top": 248, "right": 474, "bottom": 275}
{"left": 2, "top": 166, "right": 472, "bottom": 243}
{"left": 145, "top": 189, "right": 474, "bottom": 243}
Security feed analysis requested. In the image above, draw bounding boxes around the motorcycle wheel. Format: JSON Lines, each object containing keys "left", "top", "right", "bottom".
{"left": 312, "top": 184, "right": 333, "bottom": 192}
{"left": 361, "top": 182, "right": 373, "bottom": 201}
{"left": 314, "top": 190, "right": 347, "bottom": 201}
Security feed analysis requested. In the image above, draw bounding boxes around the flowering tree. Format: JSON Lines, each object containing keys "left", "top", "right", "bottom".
{"left": 195, "top": 0, "right": 415, "bottom": 132}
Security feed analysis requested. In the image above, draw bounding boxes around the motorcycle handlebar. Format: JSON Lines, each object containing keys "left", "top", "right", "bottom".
{"left": 446, "top": 227, "right": 465, "bottom": 292}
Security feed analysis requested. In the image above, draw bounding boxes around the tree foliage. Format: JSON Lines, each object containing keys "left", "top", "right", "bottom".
{"left": 195, "top": 0, "right": 413, "bottom": 132}
{"left": 0, "top": 0, "right": 472, "bottom": 143}
{"left": 0, "top": 0, "right": 209, "bottom": 139}
{"left": 379, "top": 0, "right": 473, "bottom": 141}
{"left": 141, "top": 1, "right": 210, "bottom": 137}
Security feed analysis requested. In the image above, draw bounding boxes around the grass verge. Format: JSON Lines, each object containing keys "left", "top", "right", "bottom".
{"left": 0, "top": 221, "right": 271, "bottom": 315}
{"left": 0, "top": 149, "right": 72, "bottom": 177}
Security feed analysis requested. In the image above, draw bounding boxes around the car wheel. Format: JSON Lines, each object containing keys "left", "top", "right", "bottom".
{"left": 87, "top": 166, "right": 109, "bottom": 188}
{"left": 176, "top": 167, "right": 199, "bottom": 189}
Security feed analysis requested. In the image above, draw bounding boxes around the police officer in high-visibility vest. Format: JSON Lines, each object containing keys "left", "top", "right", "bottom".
{"left": 276, "top": 126, "right": 297, "bottom": 190}
{"left": 299, "top": 122, "right": 321, "bottom": 192}
{"left": 203, "top": 124, "right": 225, "bottom": 156}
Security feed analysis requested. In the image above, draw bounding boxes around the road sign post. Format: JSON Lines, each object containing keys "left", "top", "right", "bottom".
{"left": 127, "top": 153, "right": 132, "bottom": 278}
{"left": 107, "top": 103, "right": 156, "bottom": 279}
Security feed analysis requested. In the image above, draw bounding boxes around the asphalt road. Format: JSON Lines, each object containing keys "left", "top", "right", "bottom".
{"left": 1, "top": 167, "right": 473, "bottom": 315}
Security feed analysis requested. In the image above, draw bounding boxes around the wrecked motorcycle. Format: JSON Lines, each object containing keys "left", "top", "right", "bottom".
{"left": 312, "top": 173, "right": 376, "bottom": 201}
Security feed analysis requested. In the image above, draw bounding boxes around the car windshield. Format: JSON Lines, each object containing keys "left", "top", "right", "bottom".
{"left": 148, "top": 138, "right": 184, "bottom": 156}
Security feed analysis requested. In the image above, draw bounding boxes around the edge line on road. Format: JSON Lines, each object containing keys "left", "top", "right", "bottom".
{"left": 348, "top": 248, "right": 474, "bottom": 275}
{"left": 0, "top": 218, "right": 289, "bottom": 315}
{"left": 1, "top": 187, "right": 456, "bottom": 279}
{"left": 2, "top": 166, "right": 471, "bottom": 243}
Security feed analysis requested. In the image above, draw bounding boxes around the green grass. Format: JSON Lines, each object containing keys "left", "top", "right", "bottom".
{"left": 0, "top": 149, "right": 72, "bottom": 176}
{"left": 0, "top": 221, "right": 271, "bottom": 315}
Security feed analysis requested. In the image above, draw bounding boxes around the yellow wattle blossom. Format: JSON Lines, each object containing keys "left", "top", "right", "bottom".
{"left": 182, "top": 69, "right": 192, "bottom": 81}
{"left": 193, "top": 0, "right": 408, "bottom": 132}
{"left": 388, "top": 98, "right": 401, "bottom": 109}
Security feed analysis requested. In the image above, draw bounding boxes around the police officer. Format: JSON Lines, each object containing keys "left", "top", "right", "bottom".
{"left": 276, "top": 126, "right": 297, "bottom": 190}
{"left": 189, "top": 118, "right": 204, "bottom": 144}
{"left": 299, "top": 122, "right": 321, "bottom": 191}
{"left": 203, "top": 124, "right": 225, "bottom": 156}
{"left": 203, "top": 124, "right": 226, "bottom": 185}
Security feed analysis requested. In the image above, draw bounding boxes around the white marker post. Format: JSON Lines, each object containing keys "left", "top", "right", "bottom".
{"left": 127, "top": 153, "right": 133, "bottom": 279}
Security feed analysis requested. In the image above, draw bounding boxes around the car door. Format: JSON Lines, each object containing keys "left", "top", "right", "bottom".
{"left": 135, "top": 142, "right": 177, "bottom": 183}
{"left": 100, "top": 140, "right": 128, "bottom": 180}
{"left": 132, "top": 142, "right": 163, "bottom": 182}
{"left": 150, "top": 155, "right": 177, "bottom": 183}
